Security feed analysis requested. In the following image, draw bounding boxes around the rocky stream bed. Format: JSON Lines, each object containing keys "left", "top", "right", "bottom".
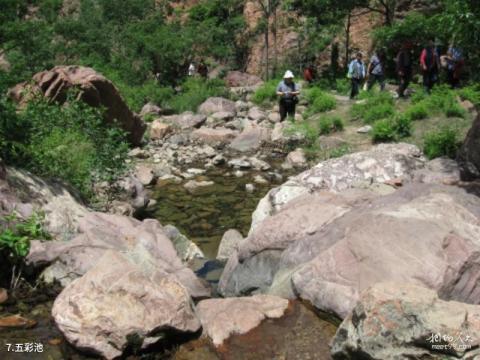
{"left": 2, "top": 66, "right": 480, "bottom": 360}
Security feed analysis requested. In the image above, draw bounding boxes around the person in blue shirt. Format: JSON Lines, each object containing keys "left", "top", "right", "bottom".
{"left": 445, "top": 45, "right": 464, "bottom": 89}
{"left": 367, "top": 50, "right": 386, "bottom": 91}
{"left": 276, "top": 70, "right": 301, "bottom": 121}
{"left": 348, "top": 52, "right": 366, "bottom": 99}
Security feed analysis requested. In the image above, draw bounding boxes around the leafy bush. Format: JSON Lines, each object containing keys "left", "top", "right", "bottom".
{"left": 167, "top": 77, "right": 228, "bottom": 113}
{"left": 304, "top": 88, "right": 336, "bottom": 116}
{"left": 14, "top": 96, "right": 129, "bottom": 200}
{"left": 0, "top": 213, "right": 50, "bottom": 259}
{"left": 405, "top": 102, "right": 428, "bottom": 121}
{"left": 252, "top": 79, "right": 280, "bottom": 105}
{"left": 351, "top": 92, "right": 395, "bottom": 123}
{"left": 444, "top": 100, "right": 466, "bottom": 118}
{"left": 318, "top": 115, "right": 344, "bottom": 135}
{"left": 394, "top": 114, "right": 413, "bottom": 138}
{"left": 423, "top": 127, "right": 459, "bottom": 159}
{"left": 458, "top": 85, "right": 480, "bottom": 107}
{"left": 372, "top": 119, "right": 397, "bottom": 142}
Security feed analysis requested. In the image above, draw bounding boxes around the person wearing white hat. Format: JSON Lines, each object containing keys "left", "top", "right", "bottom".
{"left": 276, "top": 70, "right": 301, "bottom": 121}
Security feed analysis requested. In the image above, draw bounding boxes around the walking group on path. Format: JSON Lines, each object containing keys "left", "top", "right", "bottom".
{"left": 348, "top": 38, "right": 465, "bottom": 99}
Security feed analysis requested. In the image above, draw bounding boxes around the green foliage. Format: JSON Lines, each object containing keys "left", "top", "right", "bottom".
{"left": 318, "top": 115, "right": 344, "bottom": 135}
{"left": 305, "top": 88, "right": 336, "bottom": 115}
{"left": 351, "top": 91, "right": 395, "bottom": 124}
{"left": 372, "top": 119, "right": 396, "bottom": 142}
{"left": 394, "top": 114, "right": 413, "bottom": 138}
{"left": 405, "top": 102, "right": 428, "bottom": 121}
{"left": 0, "top": 212, "right": 50, "bottom": 259}
{"left": 444, "top": 100, "right": 466, "bottom": 118}
{"left": 423, "top": 127, "right": 460, "bottom": 159}
{"left": 252, "top": 79, "right": 280, "bottom": 105}
{"left": 1, "top": 95, "right": 129, "bottom": 200}
{"left": 458, "top": 85, "right": 480, "bottom": 107}
{"left": 167, "top": 78, "right": 228, "bottom": 113}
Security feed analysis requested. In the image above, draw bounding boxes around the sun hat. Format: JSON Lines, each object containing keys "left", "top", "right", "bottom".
{"left": 283, "top": 70, "right": 294, "bottom": 79}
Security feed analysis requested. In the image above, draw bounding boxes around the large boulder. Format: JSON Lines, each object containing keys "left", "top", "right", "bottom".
{"left": 331, "top": 283, "right": 480, "bottom": 359}
{"left": 9, "top": 66, "right": 146, "bottom": 145}
{"left": 249, "top": 143, "right": 425, "bottom": 233}
{"left": 225, "top": 71, "right": 263, "bottom": 88}
{"left": 458, "top": 113, "right": 480, "bottom": 180}
{"left": 52, "top": 250, "right": 201, "bottom": 359}
{"left": 198, "top": 97, "right": 236, "bottom": 116}
{"left": 290, "top": 184, "right": 480, "bottom": 318}
{"left": 162, "top": 112, "right": 206, "bottom": 130}
{"left": 190, "top": 127, "right": 238, "bottom": 146}
{"left": 229, "top": 122, "right": 271, "bottom": 153}
{"left": 220, "top": 183, "right": 480, "bottom": 321}
{"left": 196, "top": 295, "right": 289, "bottom": 346}
{"left": 5, "top": 167, "right": 89, "bottom": 238}
{"left": 27, "top": 212, "right": 211, "bottom": 298}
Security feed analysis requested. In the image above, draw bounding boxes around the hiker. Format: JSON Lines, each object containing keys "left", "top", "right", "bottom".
{"left": 367, "top": 49, "right": 386, "bottom": 91}
{"left": 303, "top": 65, "right": 315, "bottom": 83}
{"left": 197, "top": 60, "right": 208, "bottom": 79}
{"left": 348, "top": 52, "right": 366, "bottom": 99}
{"left": 420, "top": 38, "right": 440, "bottom": 93}
{"left": 277, "top": 70, "right": 300, "bottom": 122}
{"left": 396, "top": 42, "right": 413, "bottom": 98}
{"left": 188, "top": 62, "right": 195, "bottom": 77}
{"left": 444, "top": 45, "right": 464, "bottom": 89}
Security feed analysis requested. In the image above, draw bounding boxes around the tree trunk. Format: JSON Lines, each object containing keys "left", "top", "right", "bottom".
{"left": 344, "top": 11, "right": 351, "bottom": 70}
{"left": 265, "top": 27, "right": 269, "bottom": 80}
{"left": 273, "top": 4, "right": 278, "bottom": 77}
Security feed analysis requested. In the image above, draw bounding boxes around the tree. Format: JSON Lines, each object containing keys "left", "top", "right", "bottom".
{"left": 256, "top": 0, "right": 280, "bottom": 80}
{"left": 365, "top": 0, "right": 397, "bottom": 26}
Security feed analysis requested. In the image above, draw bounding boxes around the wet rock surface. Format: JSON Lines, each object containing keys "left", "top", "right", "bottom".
{"left": 174, "top": 301, "right": 337, "bottom": 360}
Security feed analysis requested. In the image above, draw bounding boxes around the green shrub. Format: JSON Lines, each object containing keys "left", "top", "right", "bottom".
{"left": 458, "top": 85, "right": 480, "bottom": 107}
{"left": 252, "top": 79, "right": 280, "bottom": 105}
{"left": 405, "top": 102, "right": 428, "bottom": 121}
{"left": 363, "top": 103, "right": 396, "bottom": 124}
{"left": 18, "top": 96, "right": 129, "bottom": 200}
{"left": 0, "top": 212, "right": 50, "bottom": 259}
{"left": 444, "top": 100, "right": 466, "bottom": 118}
{"left": 167, "top": 77, "right": 228, "bottom": 113}
{"left": 372, "top": 119, "right": 396, "bottom": 142}
{"left": 394, "top": 114, "right": 413, "bottom": 138}
{"left": 305, "top": 88, "right": 336, "bottom": 116}
{"left": 423, "top": 127, "right": 459, "bottom": 159}
{"left": 318, "top": 115, "right": 344, "bottom": 135}
{"left": 351, "top": 92, "right": 395, "bottom": 123}
{"left": 334, "top": 78, "right": 350, "bottom": 95}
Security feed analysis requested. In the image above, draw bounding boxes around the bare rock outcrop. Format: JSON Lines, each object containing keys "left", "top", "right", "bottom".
{"left": 331, "top": 283, "right": 480, "bottom": 359}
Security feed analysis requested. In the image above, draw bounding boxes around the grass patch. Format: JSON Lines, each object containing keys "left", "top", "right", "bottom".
{"left": 372, "top": 114, "right": 412, "bottom": 143}
{"left": 405, "top": 102, "right": 428, "bottom": 121}
{"left": 351, "top": 91, "right": 395, "bottom": 124}
{"left": 318, "top": 115, "right": 344, "bottom": 135}
{"left": 458, "top": 85, "right": 480, "bottom": 107}
{"left": 252, "top": 79, "right": 280, "bottom": 106}
{"left": 304, "top": 87, "right": 336, "bottom": 117}
{"left": 423, "top": 127, "right": 459, "bottom": 159}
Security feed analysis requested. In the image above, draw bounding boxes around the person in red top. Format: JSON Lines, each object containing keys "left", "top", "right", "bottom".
{"left": 303, "top": 65, "right": 315, "bottom": 83}
{"left": 420, "top": 38, "right": 440, "bottom": 93}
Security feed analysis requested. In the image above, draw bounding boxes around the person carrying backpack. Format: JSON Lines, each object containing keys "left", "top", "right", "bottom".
{"left": 445, "top": 44, "right": 464, "bottom": 89}
{"left": 396, "top": 42, "right": 413, "bottom": 98}
{"left": 420, "top": 38, "right": 440, "bottom": 93}
{"left": 367, "top": 49, "right": 386, "bottom": 91}
{"left": 348, "top": 52, "right": 366, "bottom": 99}
{"left": 277, "top": 70, "right": 300, "bottom": 122}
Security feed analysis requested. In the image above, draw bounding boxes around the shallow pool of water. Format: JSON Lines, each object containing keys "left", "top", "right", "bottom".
{"left": 146, "top": 166, "right": 287, "bottom": 259}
